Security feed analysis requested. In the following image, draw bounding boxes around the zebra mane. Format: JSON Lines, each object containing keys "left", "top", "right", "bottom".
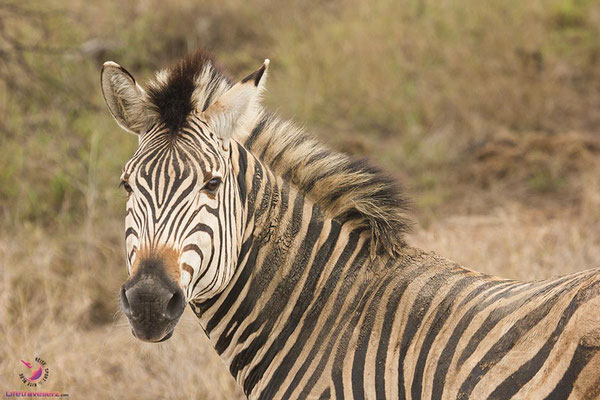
{"left": 146, "top": 50, "right": 412, "bottom": 255}
{"left": 242, "top": 114, "right": 412, "bottom": 255}
{"left": 146, "top": 51, "right": 232, "bottom": 132}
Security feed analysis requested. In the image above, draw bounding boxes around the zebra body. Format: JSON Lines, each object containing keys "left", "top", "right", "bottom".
{"left": 100, "top": 51, "right": 600, "bottom": 399}
{"left": 192, "top": 141, "right": 600, "bottom": 399}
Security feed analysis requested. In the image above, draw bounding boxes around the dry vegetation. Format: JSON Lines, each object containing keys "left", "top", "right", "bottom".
{"left": 1, "top": 0, "right": 600, "bottom": 398}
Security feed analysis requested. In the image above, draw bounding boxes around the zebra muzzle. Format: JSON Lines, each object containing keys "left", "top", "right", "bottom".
{"left": 120, "top": 262, "right": 185, "bottom": 342}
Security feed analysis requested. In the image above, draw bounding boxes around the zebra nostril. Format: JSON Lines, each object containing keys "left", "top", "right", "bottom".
{"left": 120, "top": 287, "right": 132, "bottom": 317}
{"left": 165, "top": 290, "right": 184, "bottom": 320}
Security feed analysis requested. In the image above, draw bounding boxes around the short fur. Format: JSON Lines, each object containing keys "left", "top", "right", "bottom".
{"left": 144, "top": 50, "right": 411, "bottom": 254}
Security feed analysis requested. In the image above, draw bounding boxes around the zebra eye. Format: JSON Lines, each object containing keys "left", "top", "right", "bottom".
{"left": 203, "top": 177, "right": 222, "bottom": 193}
{"left": 119, "top": 180, "right": 133, "bottom": 194}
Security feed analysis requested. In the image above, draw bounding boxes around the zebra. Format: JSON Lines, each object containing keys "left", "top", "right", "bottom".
{"left": 100, "top": 50, "right": 600, "bottom": 399}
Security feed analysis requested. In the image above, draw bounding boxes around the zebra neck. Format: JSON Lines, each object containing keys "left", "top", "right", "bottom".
{"left": 191, "top": 143, "right": 380, "bottom": 396}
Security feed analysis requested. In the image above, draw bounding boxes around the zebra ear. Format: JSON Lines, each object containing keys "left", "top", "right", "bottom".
{"left": 203, "top": 59, "right": 269, "bottom": 149}
{"left": 101, "top": 61, "right": 149, "bottom": 135}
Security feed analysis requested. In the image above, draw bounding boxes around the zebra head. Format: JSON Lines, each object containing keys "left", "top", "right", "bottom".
{"left": 101, "top": 54, "right": 268, "bottom": 342}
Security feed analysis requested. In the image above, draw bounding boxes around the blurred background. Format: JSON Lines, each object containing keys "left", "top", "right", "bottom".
{"left": 1, "top": 0, "right": 600, "bottom": 398}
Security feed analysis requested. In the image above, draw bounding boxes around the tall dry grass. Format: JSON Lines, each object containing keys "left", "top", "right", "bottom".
{"left": 2, "top": 0, "right": 600, "bottom": 398}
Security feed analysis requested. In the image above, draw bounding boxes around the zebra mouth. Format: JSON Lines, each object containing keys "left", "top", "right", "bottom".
{"left": 157, "top": 330, "right": 174, "bottom": 342}
{"left": 131, "top": 328, "right": 174, "bottom": 343}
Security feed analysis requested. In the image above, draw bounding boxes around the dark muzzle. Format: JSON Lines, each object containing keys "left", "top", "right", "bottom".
{"left": 120, "top": 262, "right": 185, "bottom": 342}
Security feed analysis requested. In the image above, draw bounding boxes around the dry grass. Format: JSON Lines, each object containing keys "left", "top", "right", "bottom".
{"left": 2, "top": 0, "right": 600, "bottom": 398}
{"left": 410, "top": 203, "right": 600, "bottom": 281}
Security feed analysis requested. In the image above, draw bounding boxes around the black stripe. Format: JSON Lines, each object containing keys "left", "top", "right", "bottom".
{"left": 318, "top": 387, "right": 331, "bottom": 399}
{"left": 410, "top": 274, "right": 481, "bottom": 400}
{"left": 259, "top": 221, "right": 342, "bottom": 399}
{"left": 373, "top": 264, "right": 435, "bottom": 400}
{"left": 456, "top": 278, "right": 572, "bottom": 369}
{"left": 176, "top": 205, "right": 207, "bottom": 243}
{"left": 236, "top": 183, "right": 296, "bottom": 349}
{"left": 298, "top": 243, "right": 372, "bottom": 398}
{"left": 326, "top": 253, "right": 384, "bottom": 400}
{"left": 491, "top": 279, "right": 600, "bottom": 399}
{"left": 252, "top": 166, "right": 275, "bottom": 225}
{"left": 190, "top": 228, "right": 217, "bottom": 295}
{"left": 244, "top": 161, "right": 263, "bottom": 225}
{"left": 456, "top": 276, "right": 587, "bottom": 399}
{"left": 236, "top": 142, "right": 248, "bottom": 202}
{"left": 350, "top": 260, "right": 397, "bottom": 400}
{"left": 165, "top": 198, "right": 193, "bottom": 241}
{"left": 544, "top": 343, "right": 598, "bottom": 400}
{"left": 397, "top": 268, "right": 464, "bottom": 399}
{"left": 430, "top": 280, "right": 521, "bottom": 400}
{"left": 195, "top": 235, "right": 255, "bottom": 319}
{"left": 333, "top": 272, "right": 382, "bottom": 400}
{"left": 185, "top": 223, "right": 213, "bottom": 240}
{"left": 269, "top": 133, "right": 305, "bottom": 169}
{"left": 212, "top": 179, "right": 292, "bottom": 352}
{"left": 241, "top": 205, "right": 325, "bottom": 395}
{"left": 125, "top": 227, "right": 138, "bottom": 239}
{"left": 257, "top": 128, "right": 276, "bottom": 160}
{"left": 245, "top": 114, "right": 268, "bottom": 149}
{"left": 279, "top": 229, "right": 363, "bottom": 399}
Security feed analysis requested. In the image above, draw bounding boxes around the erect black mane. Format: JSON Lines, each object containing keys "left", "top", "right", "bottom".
{"left": 146, "top": 51, "right": 231, "bottom": 132}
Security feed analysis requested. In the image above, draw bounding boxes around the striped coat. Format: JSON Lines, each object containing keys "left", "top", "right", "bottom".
{"left": 101, "top": 51, "right": 600, "bottom": 399}
{"left": 192, "top": 141, "right": 600, "bottom": 399}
